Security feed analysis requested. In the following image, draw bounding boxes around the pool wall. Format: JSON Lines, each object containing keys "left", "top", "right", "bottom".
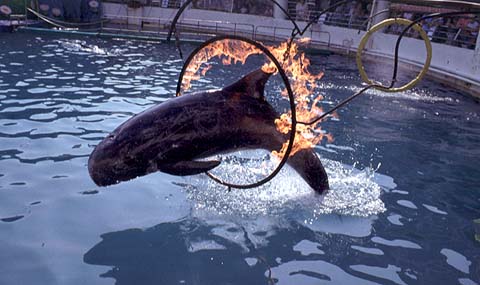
{"left": 100, "top": 2, "right": 480, "bottom": 99}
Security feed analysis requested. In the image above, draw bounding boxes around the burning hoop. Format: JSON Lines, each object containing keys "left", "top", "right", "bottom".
{"left": 176, "top": 35, "right": 298, "bottom": 190}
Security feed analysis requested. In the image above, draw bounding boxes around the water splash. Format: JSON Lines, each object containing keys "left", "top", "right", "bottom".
{"left": 181, "top": 152, "right": 389, "bottom": 219}
{"left": 55, "top": 39, "right": 124, "bottom": 56}
{"left": 318, "top": 82, "right": 454, "bottom": 103}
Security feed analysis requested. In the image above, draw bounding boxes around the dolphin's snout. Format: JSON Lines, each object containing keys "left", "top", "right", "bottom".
{"left": 88, "top": 134, "right": 149, "bottom": 187}
{"left": 88, "top": 140, "right": 119, "bottom": 187}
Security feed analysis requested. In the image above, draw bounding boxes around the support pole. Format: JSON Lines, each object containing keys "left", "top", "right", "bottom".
{"left": 476, "top": 27, "right": 480, "bottom": 53}
{"left": 274, "top": 0, "right": 288, "bottom": 19}
{"left": 371, "top": 0, "right": 390, "bottom": 26}
{"left": 366, "top": 0, "right": 390, "bottom": 49}
{"left": 475, "top": 27, "right": 480, "bottom": 75}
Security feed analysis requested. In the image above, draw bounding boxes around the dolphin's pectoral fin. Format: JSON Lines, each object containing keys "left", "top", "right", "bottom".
{"left": 159, "top": 160, "right": 221, "bottom": 176}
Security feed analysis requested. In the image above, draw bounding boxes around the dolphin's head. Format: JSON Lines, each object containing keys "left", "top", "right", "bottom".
{"left": 88, "top": 120, "right": 152, "bottom": 187}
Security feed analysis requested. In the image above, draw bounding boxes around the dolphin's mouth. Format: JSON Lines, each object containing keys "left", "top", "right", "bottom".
{"left": 89, "top": 155, "right": 150, "bottom": 187}
{"left": 88, "top": 163, "right": 118, "bottom": 187}
{"left": 88, "top": 147, "right": 132, "bottom": 187}
{"left": 89, "top": 164, "right": 147, "bottom": 187}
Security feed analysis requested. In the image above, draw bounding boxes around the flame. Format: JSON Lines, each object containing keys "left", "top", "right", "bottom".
{"left": 181, "top": 40, "right": 263, "bottom": 92}
{"left": 181, "top": 39, "right": 334, "bottom": 158}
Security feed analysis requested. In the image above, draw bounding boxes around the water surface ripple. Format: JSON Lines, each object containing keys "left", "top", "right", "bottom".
{"left": 0, "top": 33, "right": 479, "bottom": 285}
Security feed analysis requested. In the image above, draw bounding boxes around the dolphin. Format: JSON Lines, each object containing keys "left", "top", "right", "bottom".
{"left": 88, "top": 69, "right": 329, "bottom": 193}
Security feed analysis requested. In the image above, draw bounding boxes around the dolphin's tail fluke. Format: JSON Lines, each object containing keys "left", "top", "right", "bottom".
{"left": 224, "top": 68, "right": 330, "bottom": 193}
{"left": 287, "top": 149, "right": 329, "bottom": 194}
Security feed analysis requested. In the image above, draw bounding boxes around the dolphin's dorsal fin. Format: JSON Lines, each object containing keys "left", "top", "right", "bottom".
{"left": 223, "top": 68, "right": 273, "bottom": 100}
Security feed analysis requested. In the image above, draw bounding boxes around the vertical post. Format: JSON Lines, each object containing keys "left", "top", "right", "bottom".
{"left": 476, "top": 27, "right": 480, "bottom": 53}
{"left": 273, "top": 0, "right": 288, "bottom": 20}
{"left": 371, "top": 0, "right": 390, "bottom": 26}
{"left": 35, "top": 0, "right": 40, "bottom": 22}
{"left": 474, "top": 27, "right": 480, "bottom": 75}
{"left": 366, "top": 0, "right": 390, "bottom": 50}
{"left": 24, "top": 0, "right": 28, "bottom": 21}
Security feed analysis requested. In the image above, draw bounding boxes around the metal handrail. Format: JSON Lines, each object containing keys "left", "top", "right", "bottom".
{"left": 177, "top": 19, "right": 255, "bottom": 37}
{"left": 322, "top": 12, "right": 370, "bottom": 30}
{"left": 103, "top": 13, "right": 255, "bottom": 38}
{"left": 254, "top": 25, "right": 331, "bottom": 47}
{"left": 254, "top": 25, "right": 292, "bottom": 42}
{"left": 310, "top": 28, "right": 331, "bottom": 47}
{"left": 384, "top": 24, "right": 478, "bottom": 50}
{"left": 103, "top": 13, "right": 334, "bottom": 48}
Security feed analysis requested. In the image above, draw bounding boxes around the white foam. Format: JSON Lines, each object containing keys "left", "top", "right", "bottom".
{"left": 188, "top": 240, "right": 227, "bottom": 253}
{"left": 55, "top": 39, "right": 123, "bottom": 56}
{"left": 181, "top": 152, "right": 388, "bottom": 219}
{"left": 320, "top": 82, "right": 454, "bottom": 103}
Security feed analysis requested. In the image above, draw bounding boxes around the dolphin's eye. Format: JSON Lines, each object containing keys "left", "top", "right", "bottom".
{"left": 107, "top": 134, "right": 115, "bottom": 140}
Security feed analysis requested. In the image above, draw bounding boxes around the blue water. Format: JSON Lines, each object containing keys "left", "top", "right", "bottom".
{"left": 0, "top": 32, "right": 479, "bottom": 285}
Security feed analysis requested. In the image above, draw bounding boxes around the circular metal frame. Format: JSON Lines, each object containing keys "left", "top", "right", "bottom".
{"left": 175, "top": 35, "right": 297, "bottom": 190}
{"left": 356, "top": 18, "right": 433, "bottom": 93}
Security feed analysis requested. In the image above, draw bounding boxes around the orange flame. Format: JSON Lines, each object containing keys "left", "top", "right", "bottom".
{"left": 181, "top": 40, "right": 263, "bottom": 92}
{"left": 181, "top": 39, "right": 334, "bottom": 158}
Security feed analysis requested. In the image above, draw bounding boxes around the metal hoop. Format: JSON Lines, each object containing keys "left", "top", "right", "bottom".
{"left": 176, "top": 35, "right": 297, "bottom": 190}
{"left": 356, "top": 18, "right": 433, "bottom": 93}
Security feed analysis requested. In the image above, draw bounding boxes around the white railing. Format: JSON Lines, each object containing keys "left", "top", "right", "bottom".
{"left": 102, "top": 13, "right": 256, "bottom": 39}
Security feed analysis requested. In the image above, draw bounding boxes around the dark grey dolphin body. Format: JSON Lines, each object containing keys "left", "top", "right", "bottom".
{"left": 88, "top": 69, "right": 329, "bottom": 193}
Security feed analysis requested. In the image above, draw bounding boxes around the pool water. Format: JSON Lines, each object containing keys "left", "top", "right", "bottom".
{"left": 0, "top": 32, "right": 479, "bottom": 285}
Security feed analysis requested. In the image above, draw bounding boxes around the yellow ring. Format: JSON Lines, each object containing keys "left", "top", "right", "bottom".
{"left": 356, "top": 18, "right": 433, "bottom": 93}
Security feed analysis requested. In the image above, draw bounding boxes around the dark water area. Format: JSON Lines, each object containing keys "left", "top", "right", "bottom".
{"left": 0, "top": 32, "right": 479, "bottom": 285}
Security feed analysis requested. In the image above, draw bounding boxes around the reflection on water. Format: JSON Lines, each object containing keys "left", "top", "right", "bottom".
{"left": 0, "top": 33, "right": 479, "bottom": 285}
{"left": 84, "top": 218, "right": 387, "bottom": 285}
{"left": 84, "top": 219, "right": 271, "bottom": 285}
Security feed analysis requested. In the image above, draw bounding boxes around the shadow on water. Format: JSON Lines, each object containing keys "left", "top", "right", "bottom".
{"left": 84, "top": 218, "right": 279, "bottom": 285}
{"left": 84, "top": 217, "right": 387, "bottom": 285}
